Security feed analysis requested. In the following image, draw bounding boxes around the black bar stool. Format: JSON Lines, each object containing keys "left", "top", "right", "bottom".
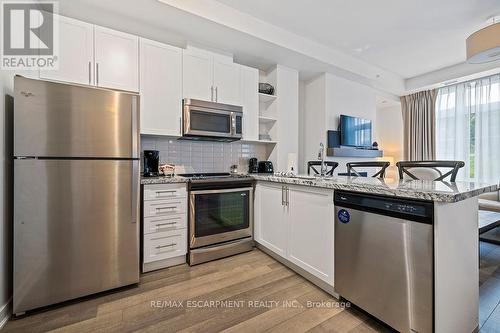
{"left": 346, "top": 161, "right": 391, "bottom": 178}
{"left": 395, "top": 160, "right": 465, "bottom": 182}
{"left": 307, "top": 161, "right": 339, "bottom": 176}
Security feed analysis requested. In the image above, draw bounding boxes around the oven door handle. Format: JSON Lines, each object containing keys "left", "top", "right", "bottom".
{"left": 189, "top": 187, "right": 254, "bottom": 195}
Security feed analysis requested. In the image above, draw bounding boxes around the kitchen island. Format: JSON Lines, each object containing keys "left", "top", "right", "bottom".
{"left": 140, "top": 173, "right": 496, "bottom": 332}
{"left": 252, "top": 174, "right": 497, "bottom": 333}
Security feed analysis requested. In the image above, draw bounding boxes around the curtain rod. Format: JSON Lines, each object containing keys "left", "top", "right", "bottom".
{"left": 441, "top": 71, "right": 500, "bottom": 88}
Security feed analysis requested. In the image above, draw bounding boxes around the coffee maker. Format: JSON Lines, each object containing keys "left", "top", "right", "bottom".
{"left": 248, "top": 158, "right": 258, "bottom": 173}
{"left": 143, "top": 150, "right": 160, "bottom": 177}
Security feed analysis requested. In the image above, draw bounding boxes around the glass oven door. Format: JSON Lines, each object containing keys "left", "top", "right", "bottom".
{"left": 189, "top": 187, "right": 253, "bottom": 248}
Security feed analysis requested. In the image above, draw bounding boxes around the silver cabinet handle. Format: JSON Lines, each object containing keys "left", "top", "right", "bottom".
{"left": 131, "top": 161, "right": 138, "bottom": 224}
{"left": 155, "top": 206, "right": 177, "bottom": 211}
{"left": 215, "top": 86, "right": 218, "bottom": 102}
{"left": 286, "top": 187, "right": 290, "bottom": 206}
{"left": 211, "top": 86, "right": 214, "bottom": 101}
{"left": 179, "top": 117, "right": 182, "bottom": 135}
{"left": 149, "top": 217, "right": 180, "bottom": 223}
{"left": 156, "top": 243, "right": 176, "bottom": 249}
{"left": 131, "top": 95, "right": 138, "bottom": 158}
{"left": 96, "top": 62, "right": 99, "bottom": 86}
{"left": 156, "top": 221, "right": 178, "bottom": 228}
{"left": 20, "top": 91, "right": 34, "bottom": 97}
{"left": 88, "top": 61, "right": 91, "bottom": 85}
{"left": 281, "top": 186, "right": 285, "bottom": 206}
{"left": 155, "top": 190, "right": 176, "bottom": 197}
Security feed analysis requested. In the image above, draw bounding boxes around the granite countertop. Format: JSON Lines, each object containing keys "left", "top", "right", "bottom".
{"left": 140, "top": 176, "right": 189, "bottom": 185}
{"left": 251, "top": 174, "right": 498, "bottom": 203}
{"left": 141, "top": 173, "right": 498, "bottom": 203}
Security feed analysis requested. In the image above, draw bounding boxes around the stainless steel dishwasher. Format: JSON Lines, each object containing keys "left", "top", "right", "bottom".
{"left": 334, "top": 191, "right": 434, "bottom": 333}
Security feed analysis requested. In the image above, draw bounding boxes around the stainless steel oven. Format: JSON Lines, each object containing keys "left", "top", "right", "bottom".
{"left": 186, "top": 175, "right": 254, "bottom": 265}
{"left": 182, "top": 99, "right": 243, "bottom": 141}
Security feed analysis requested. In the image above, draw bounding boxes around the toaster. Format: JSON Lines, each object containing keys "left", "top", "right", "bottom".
{"left": 258, "top": 161, "right": 274, "bottom": 174}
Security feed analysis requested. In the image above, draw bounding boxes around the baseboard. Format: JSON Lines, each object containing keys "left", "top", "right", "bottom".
{"left": 0, "top": 298, "right": 11, "bottom": 330}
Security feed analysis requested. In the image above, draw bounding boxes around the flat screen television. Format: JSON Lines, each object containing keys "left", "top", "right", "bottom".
{"left": 340, "top": 115, "right": 372, "bottom": 147}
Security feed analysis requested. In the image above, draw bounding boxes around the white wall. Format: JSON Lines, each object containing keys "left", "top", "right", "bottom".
{"left": 268, "top": 65, "right": 299, "bottom": 172}
{"left": 324, "top": 74, "right": 377, "bottom": 134}
{"left": 141, "top": 136, "right": 267, "bottom": 174}
{"left": 0, "top": 70, "right": 15, "bottom": 324}
{"left": 300, "top": 74, "right": 326, "bottom": 173}
{"left": 299, "top": 72, "right": 380, "bottom": 174}
{"left": 375, "top": 104, "right": 403, "bottom": 179}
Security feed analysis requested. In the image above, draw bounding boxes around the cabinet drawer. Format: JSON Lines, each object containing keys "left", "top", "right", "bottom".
{"left": 144, "top": 229, "right": 187, "bottom": 263}
{"left": 144, "top": 214, "right": 187, "bottom": 234}
{"left": 144, "top": 184, "right": 186, "bottom": 201}
{"left": 143, "top": 198, "right": 186, "bottom": 217}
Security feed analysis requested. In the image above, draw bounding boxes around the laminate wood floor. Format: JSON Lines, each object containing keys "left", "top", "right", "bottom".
{"left": 4, "top": 244, "right": 500, "bottom": 333}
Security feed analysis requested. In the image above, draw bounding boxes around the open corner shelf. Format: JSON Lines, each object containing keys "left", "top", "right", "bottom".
{"left": 258, "top": 93, "right": 277, "bottom": 104}
{"left": 259, "top": 116, "right": 277, "bottom": 124}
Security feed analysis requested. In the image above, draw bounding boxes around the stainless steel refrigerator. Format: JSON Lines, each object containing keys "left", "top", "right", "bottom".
{"left": 13, "top": 76, "right": 140, "bottom": 315}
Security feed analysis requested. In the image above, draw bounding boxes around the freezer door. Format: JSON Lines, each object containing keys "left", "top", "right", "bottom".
{"left": 13, "top": 159, "right": 140, "bottom": 314}
{"left": 14, "top": 76, "right": 139, "bottom": 158}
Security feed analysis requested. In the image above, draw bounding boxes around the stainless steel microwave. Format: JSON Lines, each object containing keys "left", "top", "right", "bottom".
{"left": 182, "top": 99, "right": 243, "bottom": 141}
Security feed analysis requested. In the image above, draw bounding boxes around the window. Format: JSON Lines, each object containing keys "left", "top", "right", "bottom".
{"left": 436, "top": 74, "right": 500, "bottom": 182}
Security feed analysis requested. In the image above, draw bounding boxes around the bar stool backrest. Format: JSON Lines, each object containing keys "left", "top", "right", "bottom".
{"left": 346, "top": 161, "right": 391, "bottom": 178}
{"left": 307, "top": 161, "right": 339, "bottom": 176}
{"left": 395, "top": 160, "right": 465, "bottom": 182}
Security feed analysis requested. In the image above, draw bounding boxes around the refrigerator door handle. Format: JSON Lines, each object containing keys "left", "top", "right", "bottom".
{"left": 131, "top": 160, "right": 138, "bottom": 224}
{"left": 131, "top": 96, "right": 138, "bottom": 158}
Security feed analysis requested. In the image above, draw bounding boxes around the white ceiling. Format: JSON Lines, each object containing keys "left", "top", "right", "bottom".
{"left": 216, "top": 0, "right": 500, "bottom": 78}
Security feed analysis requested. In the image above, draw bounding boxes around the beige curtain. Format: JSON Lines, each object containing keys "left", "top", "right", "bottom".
{"left": 401, "top": 90, "right": 437, "bottom": 161}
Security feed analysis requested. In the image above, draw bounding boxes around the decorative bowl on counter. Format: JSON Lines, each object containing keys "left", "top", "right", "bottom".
{"left": 159, "top": 163, "right": 175, "bottom": 177}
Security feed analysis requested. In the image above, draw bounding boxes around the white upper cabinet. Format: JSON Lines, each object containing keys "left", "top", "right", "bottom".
{"left": 182, "top": 47, "right": 241, "bottom": 105}
{"left": 140, "top": 38, "right": 182, "bottom": 136}
{"left": 213, "top": 60, "right": 241, "bottom": 105}
{"left": 94, "top": 26, "right": 139, "bottom": 92}
{"left": 40, "top": 16, "right": 93, "bottom": 85}
{"left": 39, "top": 15, "right": 139, "bottom": 92}
{"left": 240, "top": 65, "right": 259, "bottom": 141}
{"left": 182, "top": 48, "right": 213, "bottom": 101}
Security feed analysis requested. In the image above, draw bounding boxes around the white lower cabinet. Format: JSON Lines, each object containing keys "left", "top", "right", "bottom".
{"left": 143, "top": 229, "right": 187, "bottom": 264}
{"left": 254, "top": 182, "right": 334, "bottom": 286}
{"left": 254, "top": 182, "right": 287, "bottom": 257}
{"left": 142, "top": 183, "right": 187, "bottom": 272}
{"left": 287, "top": 186, "right": 334, "bottom": 284}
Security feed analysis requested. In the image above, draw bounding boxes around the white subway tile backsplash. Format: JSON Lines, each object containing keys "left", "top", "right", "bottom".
{"left": 141, "top": 136, "right": 266, "bottom": 173}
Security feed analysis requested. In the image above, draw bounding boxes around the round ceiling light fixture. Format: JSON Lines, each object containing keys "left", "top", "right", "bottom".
{"left": 466, "top": 16, "right": 500, "bottom": 64}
